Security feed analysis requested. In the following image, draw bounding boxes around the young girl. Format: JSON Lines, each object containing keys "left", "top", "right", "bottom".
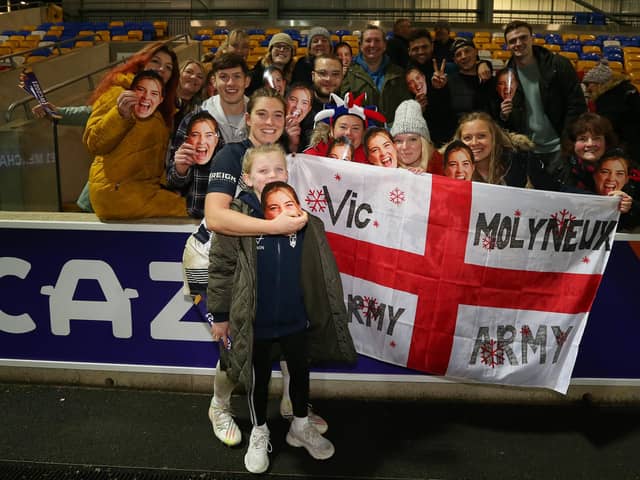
{"left": 207, "top": 144, "right": 356, "bottom": 474}
{"left": 167, "top": 111, "right": 221, "bottom": 218}
{"left": 443, "top": 140, "right": 475, "bottom": 181}
{"left": 328, "top": 136, "right": 354, "bottom": 161}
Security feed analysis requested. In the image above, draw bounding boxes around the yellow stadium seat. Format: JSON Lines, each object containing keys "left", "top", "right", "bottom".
{"left": 96, "top": 30, "right": 110, "bottom": 42}
{"left": 26, "top": 54, "right": 47, "bottom": 63}
{"left": 562, "top": 33, "right": 578, "bottom": 42}
{"left": 0, "top": 45, "right": 12, "bottom": 55}
{"left": 45, "top": 30, "right": 62, "bottom": 38}
{"left": 558, "top": 51, "right": 578, "bottom": 61}
{"left": 201, "top": 39, "right": 220, "bottom": 49}
{"left": 609, "top": 61, "right": 623, "bottom": 71}
{"left": 296, "top": 47, "right": 307, "bottom": 56}
{"left": 628, "top": 71, "right": 639, "bottom": 81}
{"left": 111, "top": 35, "right": 129, "bottom": 42}
{"left": 582, "top": 45, "right": 601, "bottom": 55}
{"left": 78, "top": 30, "right": 95, "bottom": 38}
{"left": 128, "top": 30, "right": 143, "bottom": 41}
{"left": 625, "top": 61, "right": 640, "bottom": 73}
{"left": 252, "top": 46, "right": 268, "bottom": 55}
{"left": 21, "top": 24, "right": 37, "bottom": 31}
{"left": 576, "top": 60, "right": 598, "bottom": 72}
{"left": 3, "top": 39, "right": 20, "bottom": 49}
{"left": 19, "top": 39, "right": 39, "bottom": 49}
{"left": 49, "top": 25, "right": 64, "bottom": 31}
{"left": 265, "top": 28, "right": 281, "bottom": 35}
{"left": 341, "top": 35, "right": 358, "bottom": 43}
{"left": 579, "top": 34, "right": 596, "bottom": 42}
{"left": 246, "top": 55, "right": 261, "bottom": 68}
{"left": 623, "top": 46, "right": 640, "bottom": 54}
{"left": 10, "top": 34, "right": 25, "bottom": 41}
{"left": 109, "top": 21, "right": 124, "bottom": 27}
{"left": 533, "top": 38, "right": 545, "bottom": 45}
{"left": 545, "top": 44, "right": 561, "bottom": 52}
{"left": 211, "top": 34, "right": 227, "bottom": 42}
{"left": 26, "top": 34, "right": 42, "bottom": 42}
{"left": 625, "top": 53, "right": 640, "bottom": 62}
{"left": 492, "top": 50, "right": 512, "bottom": 60}
{"left": 197, "top": 29, "right": 213, "bottom": 36}
{"left": 331, "top": 35, "right": 340, "bottom": 43}
{"left": 75, "top": 40, "right": 94, "bottom": 48}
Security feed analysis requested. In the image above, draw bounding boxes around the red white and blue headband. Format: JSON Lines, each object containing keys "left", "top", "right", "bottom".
{"left": 313, "top": 92, "right": 387, "bottom": 128}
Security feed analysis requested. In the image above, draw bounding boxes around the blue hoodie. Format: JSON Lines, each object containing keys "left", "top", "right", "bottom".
{"left": 238, "top": 190, "right": 309, "bottom": 341}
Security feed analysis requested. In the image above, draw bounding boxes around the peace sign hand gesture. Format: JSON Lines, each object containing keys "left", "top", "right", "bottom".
{"left": 431, "top": 59, "right": 448, "bottom": 89}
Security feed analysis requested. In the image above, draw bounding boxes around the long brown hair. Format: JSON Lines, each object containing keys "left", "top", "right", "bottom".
{"left": 89, "top": 42, "right": 179, "bottom": 127}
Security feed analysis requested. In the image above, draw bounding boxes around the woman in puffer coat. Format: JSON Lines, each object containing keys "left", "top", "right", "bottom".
{"left": 84, "top": 43, "right": 187, "bottom": 220}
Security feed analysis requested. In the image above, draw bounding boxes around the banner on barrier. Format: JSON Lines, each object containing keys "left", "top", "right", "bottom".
{"left": 288, "top": 154, "right": 619, "bottom": 393}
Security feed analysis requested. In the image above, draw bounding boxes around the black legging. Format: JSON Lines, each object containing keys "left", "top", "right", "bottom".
{"left": 247, "top": 329, "right": 309, "bottom": 426}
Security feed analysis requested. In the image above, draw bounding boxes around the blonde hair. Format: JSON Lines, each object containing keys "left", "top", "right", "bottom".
{"left": 397, "top": 136, "right": 435, "bottom": 171}
{"left": 242, "top": 143, "right": 287, "bottom": 175}
{"left": 216, "top": 29, "right": 250, "bottom": 58}
{"left": 454, "top": 111, "right": 515, "bottom": 184}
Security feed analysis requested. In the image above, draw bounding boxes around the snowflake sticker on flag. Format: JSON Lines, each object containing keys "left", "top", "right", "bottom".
{"left": 551, "top": 208, "right": 576, "bottom": 233}
{"left": 389, "top": 187, "right": 406, "bottom": 206}
{"left": 359, "top": 296, "right": 379, "bottom": 319}
{"left": 479, "top": 339, "right": 504, "bottom": 368}
{"left": 305, "top": 188, "right": 327, "bottom": 212}
{"left": 482, "top": 234, "right": 496, "bottom": 250}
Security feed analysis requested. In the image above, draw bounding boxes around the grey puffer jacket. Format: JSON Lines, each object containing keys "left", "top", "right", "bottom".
{"left": 206, "top": 199, "right": 357, "bottom": 390}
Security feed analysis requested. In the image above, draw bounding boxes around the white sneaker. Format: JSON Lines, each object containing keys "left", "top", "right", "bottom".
{"left": 208, "top": 401, "right": 241, "bottom": 447}
{"left": 286, "top": 419, "right": 335, "bottom": 460}
{"left": 244, "top": 425, "right": 271, "bottom": 474}
{"left": 279, "top": 398, "right": 328, "bottom": 434}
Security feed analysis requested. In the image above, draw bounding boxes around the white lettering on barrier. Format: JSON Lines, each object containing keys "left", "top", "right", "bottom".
{"left": 0, "top": 257, "right": 36, "bottom": 334}
{"left": 149, "top": 261, "right": 211, "bottom": 341}
{"left": 40, "top": 259, "right": 139, "bottom": 338}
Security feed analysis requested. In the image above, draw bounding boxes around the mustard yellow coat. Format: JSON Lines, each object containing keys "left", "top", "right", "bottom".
{"left": 84, "top": 73, "right": 187, "bottom": 220}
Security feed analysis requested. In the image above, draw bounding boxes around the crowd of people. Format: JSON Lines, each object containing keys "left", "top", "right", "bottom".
{"left": 31, "top": 18, "right": 640, "bottom": 474}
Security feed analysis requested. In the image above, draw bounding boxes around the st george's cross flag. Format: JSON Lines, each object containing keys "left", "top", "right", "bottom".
{"left": 287, "top": 154, "right": 620, "bottom": 394}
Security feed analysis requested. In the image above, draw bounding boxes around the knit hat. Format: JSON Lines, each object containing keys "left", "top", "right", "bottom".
{"left": 583, "top": 59, "right": 612, "bottom": 84}
{"left": 390, "top": 100, "right": 430, "bottom": 141}
{"left": 451, "top": 37, "right": 475, "bottom": 53}
{"left": 307, "top": 27, "right": 331, "bottom": 44}
{"left": 268, "top": 32, "right": 294, "bottom": 50}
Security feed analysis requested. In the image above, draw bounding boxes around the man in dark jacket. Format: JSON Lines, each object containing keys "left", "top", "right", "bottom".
{"left": 386, "top": 18, "right": 412, "bottom": 68}
{"left": 502, "top": 20, "right": 586, "bottom": 172}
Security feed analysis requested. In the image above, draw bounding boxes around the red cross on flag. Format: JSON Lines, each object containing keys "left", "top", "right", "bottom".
{"left": 288, "top": 154, "right": 620, "bottom": 394}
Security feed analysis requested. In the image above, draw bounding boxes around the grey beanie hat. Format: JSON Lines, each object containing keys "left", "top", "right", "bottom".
{"left": 390, "top": 100, "right": 430, "bottom": 141}
{"left": 583, "top": 58, "right": 612, "bottom": 84}
{"left": 307, "top": 27, "right": 331, "bottom": 43}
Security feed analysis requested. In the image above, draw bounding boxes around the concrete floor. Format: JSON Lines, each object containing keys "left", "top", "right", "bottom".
{"left": 1, "top": 382, "right": 640, "bottom": 479}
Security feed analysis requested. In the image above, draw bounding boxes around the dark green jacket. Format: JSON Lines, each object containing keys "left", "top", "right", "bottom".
{"left": 207, "top": 200, "right": 357, "bottom": 390}
{"left": 341, "top": 61, "right": 411, "bottom": 123}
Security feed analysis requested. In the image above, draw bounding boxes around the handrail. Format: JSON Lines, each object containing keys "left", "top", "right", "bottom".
{"left": 4, "top": 34, "right": 191, "bottom": 123}
{"left": 0, "top": 33, "right": 191, "bottom": 68}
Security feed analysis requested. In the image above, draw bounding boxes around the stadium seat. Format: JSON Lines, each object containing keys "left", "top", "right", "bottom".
{"left": 582, "top": 45, "right": 602, "bottom": 55}
{"left": 492, "top": 50, "right": 512, "bottom": 60}
{"left": 197, "top": 29, "right": 213, "bottom": 36}
{"left": 580, "top": 52, "right": 600, "bottom": 61}
{"left": 558, "top": 51, "right": 578, "bottom": 61}
{"left": 214, "top": 28, "right": 229, "bottom": 35}
{"left": 576, "top": 60, "right": 598, "bottom": 72}
{"left": 562, "top": 33, "right": 578, "bottom": 43}
{"left": 533, "top": 37, "right": 546, "bottom": 45}
{"left": 608, "top": 61, "right": 623, "bottom": 71}
{"left": 579, "top": 34, "right": 596, "bottom": 43}
{"left": 545, "top": 44, "right": 561, "bottom": 52}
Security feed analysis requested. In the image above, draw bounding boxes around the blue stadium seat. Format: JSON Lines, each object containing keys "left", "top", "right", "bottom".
{"left": 214, "top": 28, "right": 229, "bottom": 35}
{"left": 580, "top": 52, "right": 601, "bottom": 61}
{"left": 335, "top": 29, "right": 351, "bottom": 37}
{"left": 247, "top": 28, "right": 265, "bottom": 35}
{"left": 457, "top": 31, "right": 474, "bottom": 39}
{"left": 545, "top": 33, "right": 563, "bottom": 45}
{"left": 606, "top": 53, "right": 623, "bottom": 63}
{"left": 193, "top": 34, "right": 210, "bottom": 41}
{"left": 562, "top": 44, "right": 581, "bottom": 53}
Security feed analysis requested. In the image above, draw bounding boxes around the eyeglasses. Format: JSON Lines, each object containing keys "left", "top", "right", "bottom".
{"left": 272, "top": 44, "right": 291, "bottom": 51}
{"left": 314, "top": 70, "right": 342, "bottom": 80}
